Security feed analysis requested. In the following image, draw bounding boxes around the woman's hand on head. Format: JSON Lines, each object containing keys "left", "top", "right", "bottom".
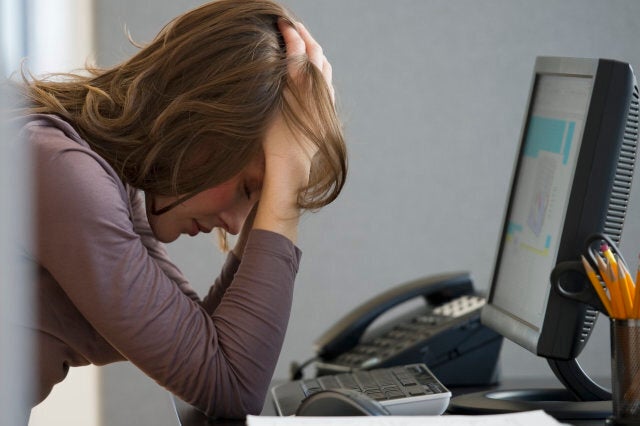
{"left": 252, "top": 20, "right": 334, "bottom": 243}
{"left": 279, "top": 20, "right": 334, "bottom": 103}
{"left": 263, "top": 20, "right": 333, "bottom": 190}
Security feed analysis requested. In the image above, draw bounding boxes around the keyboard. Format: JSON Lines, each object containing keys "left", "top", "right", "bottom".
{"left": 271, "top": 363, "right": 451, "bottom": 416}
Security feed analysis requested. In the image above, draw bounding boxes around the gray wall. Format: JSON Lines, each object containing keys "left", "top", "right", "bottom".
{"left": 95, "top": 0, "right": 640, "bottom": 423}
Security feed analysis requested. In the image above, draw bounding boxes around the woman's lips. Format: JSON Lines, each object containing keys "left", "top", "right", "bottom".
{"left": 188, "top": 220, "right": 215, "bottom": 236}
{"left": 196, "top": 221, "right": 212, "bottom": 233}
{"left": 219, "top": 220, "right": 231, "bottom": 234}
{"left": 189, "top": 220, "right": 199, "bottom": 236}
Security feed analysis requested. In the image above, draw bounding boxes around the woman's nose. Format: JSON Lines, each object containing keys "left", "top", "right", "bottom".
{"left": 221, "top": 201, "right": 255, "bottom": 235}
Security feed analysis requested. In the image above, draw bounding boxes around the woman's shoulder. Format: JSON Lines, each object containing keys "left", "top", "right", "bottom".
{"left": 22, "top": 114, "right": 116, "bottom": 176}
{"left": 23, "top": 114, "right": 130, "bottom": 204}
{"left": 19, "top": 113, "right": 90, "bottom": 152}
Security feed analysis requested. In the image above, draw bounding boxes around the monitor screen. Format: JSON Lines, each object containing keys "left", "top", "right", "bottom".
{"left": 490, "top": 74, "right": 593, "bottom": 342}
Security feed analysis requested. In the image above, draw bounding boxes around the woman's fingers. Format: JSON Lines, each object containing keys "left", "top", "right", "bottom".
{"left": 278, "top": 19, "right": 305, "bottom": 59}
{"left": 278, "top": 19, "right": 304, "bottom": 79}
{"left": 278, "top": 19, "right": 334, "bottom": 102}
{"left": 296, "top": 23, "right": 333, "bottom": 92}
{"left": 296, "top": 23, "right": 324, "bottom": 71}
{"left": 322, "top": 56, "right": 335, "bottom": 102}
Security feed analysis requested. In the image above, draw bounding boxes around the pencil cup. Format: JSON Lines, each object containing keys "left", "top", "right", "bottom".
{"left": 608, "top": 319, "right": 640, "bottom": 426}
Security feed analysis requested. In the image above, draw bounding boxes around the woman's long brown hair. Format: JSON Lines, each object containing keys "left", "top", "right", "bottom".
{"left": 16, "top": 0, "right": 347, "bottom": 210}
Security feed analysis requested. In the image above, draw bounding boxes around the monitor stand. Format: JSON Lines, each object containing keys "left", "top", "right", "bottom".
{"left": 447, "top": 358, "right": 612, "bottom": 420}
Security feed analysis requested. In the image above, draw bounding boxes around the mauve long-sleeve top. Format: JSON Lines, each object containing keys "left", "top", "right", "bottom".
{"left": 18, "top": 114, "right": 301, "bottom": 418}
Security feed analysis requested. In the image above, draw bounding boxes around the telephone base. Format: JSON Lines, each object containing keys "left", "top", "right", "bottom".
{"left": 316, "top": 327, "right": 503, "bottom": 387}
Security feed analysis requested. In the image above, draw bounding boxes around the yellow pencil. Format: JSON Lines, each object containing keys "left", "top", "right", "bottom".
{"left": 601, "top": 242, "right": 619, "bottom": 283}
{"left": 634, "top": 255, "right": 640, "bottom": 318}
{"left": 617, "top": 260, "right": 634, "bottom": 318}
{"left": 581, "top": 256, "right": 613, "bottom": 317}
{"left": 636, "top": 254, "right": 640, "bottom": 290}
{"left": 595, "top": 251, "right": 625, "bottom": 318}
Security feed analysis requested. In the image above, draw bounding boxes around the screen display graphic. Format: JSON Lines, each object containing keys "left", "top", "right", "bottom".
{"left": 492, "top": 75, "right": 593, "bottom": 330}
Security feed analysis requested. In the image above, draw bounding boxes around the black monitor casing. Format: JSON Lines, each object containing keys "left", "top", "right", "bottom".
{"left": 482, "top": 57, "right": 638, "bottom": 363}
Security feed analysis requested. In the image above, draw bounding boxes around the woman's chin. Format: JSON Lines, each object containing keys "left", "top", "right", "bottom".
{"left": 150, "top": 224, "right": 180, "bottom": 243}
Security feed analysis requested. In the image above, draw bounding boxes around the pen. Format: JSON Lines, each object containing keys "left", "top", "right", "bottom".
{"left": 581, "top": 255, "right": 613, "bottom": 316}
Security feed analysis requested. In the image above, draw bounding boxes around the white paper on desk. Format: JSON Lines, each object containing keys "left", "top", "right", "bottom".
{"left": 246, "top": 410, "right": 565, "bottom": 426}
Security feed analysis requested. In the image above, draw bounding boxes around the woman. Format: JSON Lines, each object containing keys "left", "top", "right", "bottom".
{"left": 14, "top": 0, "right": 346, "bottom": 419}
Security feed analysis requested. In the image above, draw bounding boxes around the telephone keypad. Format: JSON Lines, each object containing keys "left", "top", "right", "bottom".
{"left": 329, "top": 295, "right": 486, "bottom": 370}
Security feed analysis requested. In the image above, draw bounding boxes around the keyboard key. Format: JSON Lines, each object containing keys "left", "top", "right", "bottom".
{"left": 364, "top": 390, "right": 386, "bottom": 400}
{"left": 406, "top": 385, "right": 427, "bottom": 396}
{"left": 336, "top": 373, "right": 361, "bottom": 391}
{"left": 317, "top": 376, "right": 340, "bottom": 390}
{"left": 301, "top": 379, "right": 322, "bottom": 396}
{"left": 384, "top": 389, "right": 406, "bottom": 399}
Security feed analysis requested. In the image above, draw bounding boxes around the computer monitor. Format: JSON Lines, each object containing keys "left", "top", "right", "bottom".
{"left": 448, "top": 57, "right": 639, "bottom": 419}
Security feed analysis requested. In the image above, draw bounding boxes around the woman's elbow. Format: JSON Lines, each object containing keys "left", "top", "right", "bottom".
{"left": 205, "top": 391, "right": 266, "bottom": 419}
{"left": 240, "top": 395, "right": 267, "bottom": 417}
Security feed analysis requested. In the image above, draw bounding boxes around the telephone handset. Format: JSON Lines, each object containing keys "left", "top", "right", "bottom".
{"left": 307, "top": 272, "right": 503, "bottom": 387}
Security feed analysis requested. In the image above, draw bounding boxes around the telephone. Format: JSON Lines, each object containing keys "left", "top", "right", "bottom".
{"left": 301, "top": 271, "right": 503, "bottom": 387}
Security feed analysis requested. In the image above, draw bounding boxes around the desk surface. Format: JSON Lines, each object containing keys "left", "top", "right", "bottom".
{"left": 172, "top": 379, "right": 611, "bottom": 426}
